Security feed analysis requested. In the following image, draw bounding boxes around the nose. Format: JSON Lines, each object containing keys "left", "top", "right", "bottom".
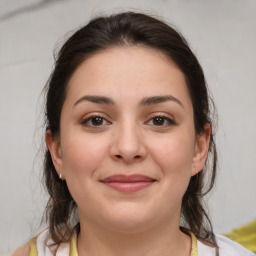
{"left": 110, "top": 121, "right": 147, "bottom": 164}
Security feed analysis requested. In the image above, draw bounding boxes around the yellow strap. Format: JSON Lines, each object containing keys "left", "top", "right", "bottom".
{"left": 27, "top": 234, "right": 76, "bottom": 256}
{"left": 29, "top": 237, "right": 38, "bottom": 256}
{"left": 25, "top": 230, "right": 197, "bottom": 256}
{"left": 189, "top": 231, "right": 198, "bottom": 256}
{"left": 70, "top": 233, "right": 78, "bottom": 256}
{"left": 69, "top": 231, "right": 198, "bottom": 256}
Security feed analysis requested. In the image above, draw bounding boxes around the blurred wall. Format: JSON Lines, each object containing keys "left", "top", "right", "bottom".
{"left": 0, "top": 0, "right": 255, "bottom": 254}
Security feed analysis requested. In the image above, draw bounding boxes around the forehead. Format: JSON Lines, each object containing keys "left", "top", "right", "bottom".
{"left": 66, "top": 46, "right": 191, "bottom": 108}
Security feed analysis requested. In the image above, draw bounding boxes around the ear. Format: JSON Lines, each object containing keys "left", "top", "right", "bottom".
{"left": 191, "top": 123, "right": 211, "bottom": 176}
{"left": 45, "top": 129, "right": 64, "bottom": 179}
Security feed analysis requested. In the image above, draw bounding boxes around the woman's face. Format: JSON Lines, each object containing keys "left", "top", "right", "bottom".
{"left": 47, "top": 46, "right": 210, "bottom": 232}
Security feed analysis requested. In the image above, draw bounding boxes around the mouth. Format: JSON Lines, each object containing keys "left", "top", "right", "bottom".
{"left": 100, "top": 174, "right": 156, "bottom": 193}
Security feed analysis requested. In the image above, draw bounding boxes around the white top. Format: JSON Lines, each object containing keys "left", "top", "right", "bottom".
{"left": 198, "top": 234, "right": 255, "bottom": 256}
{"left": 37, "top": 230, "right": 255, "bottom": 256}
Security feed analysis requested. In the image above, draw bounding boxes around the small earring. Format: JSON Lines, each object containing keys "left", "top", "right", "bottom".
{"left": 59, "top": 173, "right": 62, "bottom": 180}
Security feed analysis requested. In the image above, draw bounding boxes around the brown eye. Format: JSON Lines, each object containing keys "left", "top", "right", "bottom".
{"left": 91, "top": 117, "right": 104, "bottom": 126}
{"left": 153, "top": 117, "right": 165, "bottom": 125}
{"left": 148, "top": 116, "right": 176, "bottom": 126}
{"left": 81, "top": 116, "right": 110, "bottom": 127}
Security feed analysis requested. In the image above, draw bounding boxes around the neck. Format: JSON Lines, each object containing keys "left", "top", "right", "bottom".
{"left": 77, "top": 218, "right": 191, "bottom": 256}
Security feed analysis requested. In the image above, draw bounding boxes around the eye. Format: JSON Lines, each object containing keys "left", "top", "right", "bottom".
{"left": 81, "top": 115, "right": 110, "bottom": 127}
{"left": 147, "top": 116, "right": 176, "bottom": 126}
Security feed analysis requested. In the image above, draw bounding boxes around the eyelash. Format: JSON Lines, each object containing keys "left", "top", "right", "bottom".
{"left": 81, "top": 115, "right": 110, "bottom": 127}
{"left": 81, "top": 114, "right": 176, "bottom": 128}
{"left": 147, "top": 116, "right": 176, "bottom": 126}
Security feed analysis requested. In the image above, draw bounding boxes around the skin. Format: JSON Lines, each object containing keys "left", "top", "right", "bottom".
{"left": 46, "top": 46, "right": 211, "bottom": 256}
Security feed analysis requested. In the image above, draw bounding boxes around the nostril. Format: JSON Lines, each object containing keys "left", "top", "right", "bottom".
{"left": 115, "top": 154, "right": 141, "bottom": 160}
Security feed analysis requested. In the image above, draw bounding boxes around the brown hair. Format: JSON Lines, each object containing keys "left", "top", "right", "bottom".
{"left": 43, "top": 11, "right": 218, "bottom": 252}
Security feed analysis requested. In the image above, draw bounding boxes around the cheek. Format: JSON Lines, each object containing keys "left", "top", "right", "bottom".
{"left": 145, "top": 133, "right": 196, "bottom": 215}
{"left": 60, "top": 133, "right": 110, "bottom": 209}
{"left": 61, "top": 133, "right": 109, "bottom": 179}
{"left": 149, "top": 132, "right": 195, "bottom": 177}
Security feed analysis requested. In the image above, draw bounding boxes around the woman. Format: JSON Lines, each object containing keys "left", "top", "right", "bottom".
{"left": 10, "top": 11, "right": 254, "bottom": 256}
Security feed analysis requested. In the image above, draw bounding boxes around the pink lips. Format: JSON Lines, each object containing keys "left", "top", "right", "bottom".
{"left": 100, "top": 175, "right": 156, "bottom": 193}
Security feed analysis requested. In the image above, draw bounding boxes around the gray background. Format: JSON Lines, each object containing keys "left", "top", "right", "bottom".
{"left": 0, "top": 0, "right": 256, "bottom": 254}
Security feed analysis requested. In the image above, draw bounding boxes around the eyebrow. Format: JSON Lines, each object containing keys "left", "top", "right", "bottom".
{"left": 73, "top": 95, "right": 183, "bottom": 108}
{"left": 139, "top": 95, "right": 183, "bottom": 107}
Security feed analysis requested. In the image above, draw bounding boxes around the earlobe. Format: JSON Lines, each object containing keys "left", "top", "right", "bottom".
{"left": 45, "top": 129, "right": 64, "bottom": 178}
{"left": 192, "top": 124, "right": 211, "bottom": 176}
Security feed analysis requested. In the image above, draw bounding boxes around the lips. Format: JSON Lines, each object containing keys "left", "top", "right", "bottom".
{"left": 100, "top": 175, "right": 156, "bottom": 193}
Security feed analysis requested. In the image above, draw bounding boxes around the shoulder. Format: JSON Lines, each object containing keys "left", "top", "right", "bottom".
{"left": 197, "top": 234, "right": 255, "bottom": 256}
{"left": 216, "top": 234, "right": 255, "bottom": 256}
{"left": 8, "top": 242, "right": 31, "bottom": 256}
{"left": 7, "top": 229, "right": 72, "bottom": 256}
{"left": 36, "top": 229, "right": 71, "bottom": 256}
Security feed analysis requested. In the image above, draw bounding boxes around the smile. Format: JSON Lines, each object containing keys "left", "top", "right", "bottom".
{"left": 100, "top": 174, "right": 156, "bottom": 193}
